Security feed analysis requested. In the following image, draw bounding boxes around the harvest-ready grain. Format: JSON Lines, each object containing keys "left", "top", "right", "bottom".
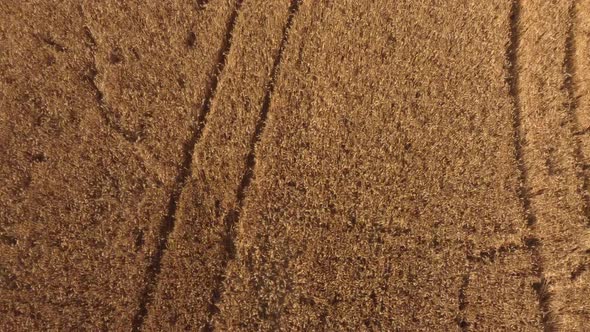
{"left": 214, "top": 1, "right": 542, "bottom": 330}
{"left": 1, "top": 0, "right": 590, "bottom": 330}
{"left": 0, "top": 0, "right": 235, "bottom": 329}
{"left": 143, "top": 1, "right": 294, "bottom": 329}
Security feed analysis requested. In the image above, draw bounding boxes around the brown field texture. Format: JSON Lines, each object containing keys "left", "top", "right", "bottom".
{"left": 1, "top": 0, "right": 590, "bottom": 330}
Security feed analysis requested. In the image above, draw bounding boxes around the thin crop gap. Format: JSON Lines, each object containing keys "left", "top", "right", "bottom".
{"left": 35, "top": 33, "right": 66, "bottom": 52}
{"left": 203, "top": 1, "right": 303, "bottom": 330}
{"left": 570, "top": 262, "right": 588, "bottom": 280}
{"left": 130, "top": 1, "right": 244, "bottom": 330}
{"left": 86, "top": 61, "right": 141, "bottom": 143}
{"left": 455, "top": 273, "right": 470, "bottom": 331}
{"left": 196, "top": 0, "right": 212, "bottom": 10}
{"left": 81, "top": 24, "right": 141, "bottom": 143}
{"left": 466, "top": 240, "right": 534, "bottom": 265}
{"left": 565, "top": 1, "right": 590, "bottom": 228}
{"left": 507, "top": 1, "right": 554, "bottom": 331}
{"left": 83, "top": 26, "right": 97, "bottom": 48}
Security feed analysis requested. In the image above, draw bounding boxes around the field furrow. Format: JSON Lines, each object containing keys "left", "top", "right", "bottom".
{"left": 0, "top": 0, "right": 235, "bottom": 329}
{"left": 131, "top": 1, "right": 243, "bottom": 329}
{"left": 2, "top": 0, "right": 590, "bottom": 330}
{"left": 515, "top": 0, "right": 590, "bottom": 329}
{"left": 142, "top": 1, "right": 296, "bottom": 330}
{"left": 214, "top": 0, "right": 541, "bottom": 330}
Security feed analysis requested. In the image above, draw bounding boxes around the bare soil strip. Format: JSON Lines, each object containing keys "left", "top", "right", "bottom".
{"left": 214, "top": 1, "right": 541, "bottom": 330}
{"left": 0, "top": 1, "right": 234, "bottom": 329}
{"left": 516, "top": 0, "right": 590, "bottom": 329}
{"left": 143, "top": 1, "right": 295, "bottom": 330}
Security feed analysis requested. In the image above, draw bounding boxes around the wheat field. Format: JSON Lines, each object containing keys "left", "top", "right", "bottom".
{"left": 1, "top": 0, "right": 590, "bottom": 330}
